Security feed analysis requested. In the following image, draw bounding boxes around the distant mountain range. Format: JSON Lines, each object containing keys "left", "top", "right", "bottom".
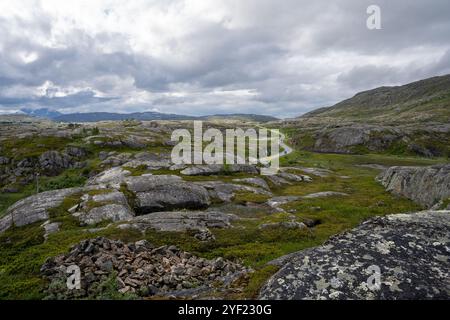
{"left": 20, "top": 108, "right": 63, "bottom": 119}
{"left": 299, "top": 74, "right": 450, "bottom": 124}
{"left": 19, "top": 109, "right": 278, "bottom": 123}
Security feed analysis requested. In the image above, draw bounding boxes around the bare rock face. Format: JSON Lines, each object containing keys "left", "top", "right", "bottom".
{"left": 39, "top": 151, "right": 73, "bottom": 176}
{"left": 0, "top": 187, "right": 83, "bottom": 233}
{"left": 259, "top": 210, "right": 450, "bottom": 300}
{"left": 377, "top": 164, "right": 450, "bottom": 208}
{"left": 125, "top": 175, "right": 211, "bottom": 214}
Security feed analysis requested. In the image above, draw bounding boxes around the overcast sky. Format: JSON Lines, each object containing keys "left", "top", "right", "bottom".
{"left": 0, "top": 0, "right": 449, "bottom": 118}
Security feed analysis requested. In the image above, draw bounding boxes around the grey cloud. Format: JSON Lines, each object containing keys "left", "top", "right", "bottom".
{"left": 0, "top": 0, "right": 449, "bottom": 117}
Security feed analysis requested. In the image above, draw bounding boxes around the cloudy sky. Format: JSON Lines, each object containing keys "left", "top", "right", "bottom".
{"left": 0, "top": 0, "right": 449, "bottom": 118}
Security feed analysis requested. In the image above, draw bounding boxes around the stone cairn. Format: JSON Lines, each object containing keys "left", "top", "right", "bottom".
{"left": 41, "top": 237, "right": 249, "bottom": 299}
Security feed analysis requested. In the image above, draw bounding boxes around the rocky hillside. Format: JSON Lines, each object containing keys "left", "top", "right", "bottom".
{"left": 281, "top": 75, "right": 450, "bottom": 157}
{"left": 301, "top": 74, "right": 450, "bottom": 124}
{"left": 259, "top": 210, "right": 450, "bottom": 300}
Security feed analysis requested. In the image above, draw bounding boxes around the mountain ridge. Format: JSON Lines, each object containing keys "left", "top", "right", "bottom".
{"left": 18, "top": 109, "right": 278, "bottom": 123}
{"left": 299, "top": 74, "right": 450, "bottom": 124}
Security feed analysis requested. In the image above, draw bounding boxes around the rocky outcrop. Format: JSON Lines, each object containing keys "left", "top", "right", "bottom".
{"left": 259, "top": 210, "right": 450, "bottom": 300}
{"left": 377, "top": 164, "right": 450, "bottom": 208}
{"left": 312, "top": 125, "right": 396, "bottom": 154}
{"left": 41, "top": 237, "right": 249, "bottom": 299}
{"left": 125, "top": 175, "right": 211, "bottom": 214}
{"left": 180, "top": 164, "right": 259, "bottom": 176}
{"left": 39, "top": 151, "right": 74, "bottom": 176}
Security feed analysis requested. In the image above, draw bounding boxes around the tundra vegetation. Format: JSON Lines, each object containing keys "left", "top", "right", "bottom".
{"left": 1, "top": 115, "right": 445, "bottom": 300}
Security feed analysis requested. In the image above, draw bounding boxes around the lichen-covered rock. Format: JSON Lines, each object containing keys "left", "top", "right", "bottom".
{"left": 259, "top": 210, "right": 450, "bottom": 300}
{"left": 377, "top": 164, "right": 450, "bottom": 208}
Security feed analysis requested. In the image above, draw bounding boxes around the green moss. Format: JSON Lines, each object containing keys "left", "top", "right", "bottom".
{"left": 234, "top": 191, "right": 270, "bottom": 204}
{"left": 242, "top": 265, "right": 279, "bottom": 299}
{"left": 0, "top": 145, "right": 442, "bottom": 299}
{"left": 122, "top": 165, "right": 150, "bottom": 176}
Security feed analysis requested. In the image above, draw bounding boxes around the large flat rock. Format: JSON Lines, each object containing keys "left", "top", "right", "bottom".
{"left": 259, "top": 210, "right": 450, "bottom": 300}
{"left": 125, "top": 175, "right": 211, "bottom": 214}
{"left": 118, "top": 211, "right": 238, "bottom": 232}
{"left": 0, "top": 187, "right": 83, "bottom": 233}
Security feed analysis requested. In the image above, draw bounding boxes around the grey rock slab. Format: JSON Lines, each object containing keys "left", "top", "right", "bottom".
{"left": 195, "top": 181, "right": 271, "bottom": 202}
{"left": 74, "top": 204, "right": 135, "bottom": 225}
{"left": 125, "top": 175, "right": 182, "bottom": 193}
{"left": 0, "top": 187, "right": 83, "bottom": 233}
{"left": 123, "top": 175, "right": 211, "bottom": 213}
